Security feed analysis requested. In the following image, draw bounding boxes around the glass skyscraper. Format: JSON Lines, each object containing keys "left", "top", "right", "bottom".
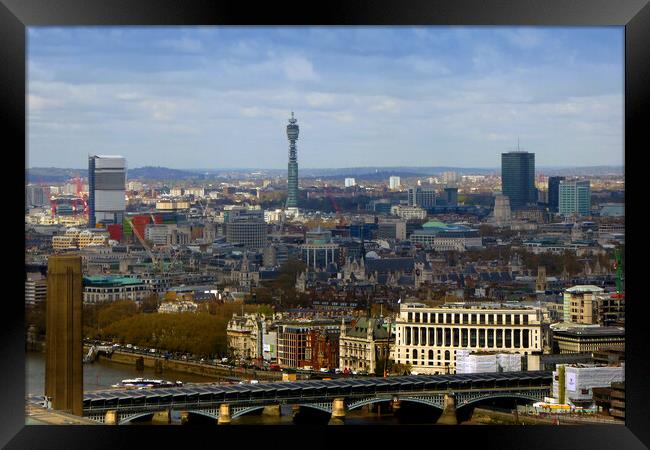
{"left": 501, "top": 151, "right": 536, "bottom": 210}
{"left": 286, "top": 112, "right": 299, "bottom": 209}
{"left": 547, "top": 176, "right": 565, "bottom": 212}
{"left": 559, "top": 180, "right": 591, "bottom": 216}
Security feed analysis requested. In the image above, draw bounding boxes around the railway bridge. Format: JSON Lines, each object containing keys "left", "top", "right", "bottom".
{"left": 76, "top": 371, "right": 552, "bottom": 424}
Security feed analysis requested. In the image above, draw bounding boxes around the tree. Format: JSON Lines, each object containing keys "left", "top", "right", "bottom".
{"left": 140, "top": 293, "right": 160, "bottom": 313}
{"left": 391, "top": 362, "right": 412, "bottom": 375}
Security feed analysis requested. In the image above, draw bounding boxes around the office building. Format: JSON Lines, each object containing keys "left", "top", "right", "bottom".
{"left": 409, "top": 221, "right": 482, "bottom": 252}
{"left": 501, "top": 151, "right": 536, "bottom": 210}
{"left": 443, "top": 187, "right": 458, "bottom": 207}
{"left": 25, "top": 273, "right": 47, "bottom": 306}
{"left": 88, "top": 155, "right": 126, "bottom": 228}
{"left": 552, "top": 326, "right": 625, "bottom": 354}
{"left": 26, "top": 184, "right": 50, "bottom": 207}
{"left": 559, "top": 180, "right": 591, "bottom": 216}
{"left": 563, "top": 285, "right": 624, "bottom": 326}
{"left": 344, "top": 178, "right": 356, "bottom": 188}
{"left": 301, "top": 228, "right": 340, "bottom": 269}
{"left": 442, "top": 171, "right": 460, "bottom": 185}
{"left": 83, "top": 275, "right": 151, "bottom": 304}
{"left": 389, "top": 176, "right": 401, "bottom": 190}
{"left": 547, "top": 176, "right": 565, "bottom": 212}
{"left": 491, "top": 193, "right": 512, "bottom": 225}
{"left": 277, "top": 320, "right": 340, "bottom": 369}
{"left": 286, "top": 112, "right": 299, "bottom": 209}
{"left": 393, "top": 302, "right": 543, "bottom": 374}
{"left": 390, "top": 205, "right": 427, "bottom": 220}
{"left": 408, "top": 187, "right": 436, "bottom": 209}
{"left": 377, "top": 220, "right": 407, "bottom": 241}
{"left": 225, "top": 209, "right": 268, "bottom": 250}
{"left": 45, "top": 255, "right": 83, "bottom": 416}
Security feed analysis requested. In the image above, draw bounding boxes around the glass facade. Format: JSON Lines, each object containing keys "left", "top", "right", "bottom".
{"left": 547, "top": 176, "right": 565, "bottom": 212}
{"left": 559, "top": 180, "right": 591, "bottom": 216}
{"left": 501, "top": 152, "right": 536, "bottom": 210}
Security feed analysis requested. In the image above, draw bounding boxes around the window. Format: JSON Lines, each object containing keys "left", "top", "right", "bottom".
{"left": 487, "top": 329, "right": 494, "bottom": 348}
{"left": 414, "top": 313, "right": 420, "bottom": 323}
{"left": 514, "top": 315, "right": 521, "bottom": 325}
{"left": 408, "top": 312, "right": 412, "bottom": 322}
{"left": 479, "top": 314, "right": 486, "bottom": 325}
{"left": 413, "top": 349, "right": 418, "bottom": 360}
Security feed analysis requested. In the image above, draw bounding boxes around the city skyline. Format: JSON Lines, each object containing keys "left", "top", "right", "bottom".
{"left": 28, "top": 27, "right": 624, "bottom": 169}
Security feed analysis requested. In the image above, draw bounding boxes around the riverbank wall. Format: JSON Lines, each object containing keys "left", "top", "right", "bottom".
{"left": 84, "top": 346, "right": 283, "bottom": 381}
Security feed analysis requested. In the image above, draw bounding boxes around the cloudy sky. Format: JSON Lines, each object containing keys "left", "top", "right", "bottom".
{"left": 27, "top": 27, "right": 624, "bottom": 169}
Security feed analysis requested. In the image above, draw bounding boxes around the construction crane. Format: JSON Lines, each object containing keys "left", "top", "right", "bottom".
{"left": 124, "top": 216, "right": 161, "bottom": 273}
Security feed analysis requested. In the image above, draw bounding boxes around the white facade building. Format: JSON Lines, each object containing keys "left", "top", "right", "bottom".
{"left": 389, "top": 176, "right": 401, "bottom": 190}
{"left": 344, "top": 178, "right": 356, "bottom": 188}
{"left": 393, "top": 302, "right": 544, "bottom": 374}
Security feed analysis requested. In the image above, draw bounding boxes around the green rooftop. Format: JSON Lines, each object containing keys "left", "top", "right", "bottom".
{"left": 83, "top": 275, "right": 143, "bottom": 286}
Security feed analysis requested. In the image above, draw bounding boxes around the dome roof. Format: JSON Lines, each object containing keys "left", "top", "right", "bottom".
{"left": 365, "top": 251, "right": 380, "bottom": 259}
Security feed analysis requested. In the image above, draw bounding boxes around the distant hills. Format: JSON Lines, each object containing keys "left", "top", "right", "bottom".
{"left": 26, "top": 165, "right": 623, "bottom": 183}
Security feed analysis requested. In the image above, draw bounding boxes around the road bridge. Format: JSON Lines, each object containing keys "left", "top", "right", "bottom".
{"left": 65, "top": 371, "right": 552, "bottom": 424}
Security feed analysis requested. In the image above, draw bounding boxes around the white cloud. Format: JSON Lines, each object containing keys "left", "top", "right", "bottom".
{"left": 305, "top": 92, "right": 336, "bottom": 107}
{"left": 282, "top": 56, "right": 318, "bottom": 81}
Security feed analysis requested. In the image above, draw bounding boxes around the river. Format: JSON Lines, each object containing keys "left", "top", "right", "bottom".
{"left": 26, "top": 351, "right": 225, "bottom": 397}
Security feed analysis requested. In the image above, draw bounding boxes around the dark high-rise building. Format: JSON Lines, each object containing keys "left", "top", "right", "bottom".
{"left": 444, "top": 187, "right": 459, "bottom": 207}
{"left": 548, "top": 176, "right": 565, "bottom": 212}
{"left": 286, "top": 112, "right": 299, "bottom": 209}
{"left": 45, "top": 255, "right": 83, "bottom": 416}
{"left": 88, "top": 155, "right": 126, "bottom": 228}
{"left": 501, "top": 151, "right": 536, "bottom": 210}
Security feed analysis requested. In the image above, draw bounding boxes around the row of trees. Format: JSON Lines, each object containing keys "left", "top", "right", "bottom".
{"left": 86, "top": 300, "right": 271, "bottom": 358}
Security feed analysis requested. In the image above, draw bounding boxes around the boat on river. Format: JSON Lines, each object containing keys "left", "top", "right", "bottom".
{"left": 111, "top": 378, "right": 183, "bottom": 389}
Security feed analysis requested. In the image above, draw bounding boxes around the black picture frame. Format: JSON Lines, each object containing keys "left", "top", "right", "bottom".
{"left": 3, "top": 0, "right": 648, "bottom": 448}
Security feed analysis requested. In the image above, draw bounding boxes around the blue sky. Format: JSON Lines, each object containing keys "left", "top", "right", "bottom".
{"left": 27, "top": 27, "right": 624, "bottom": 169}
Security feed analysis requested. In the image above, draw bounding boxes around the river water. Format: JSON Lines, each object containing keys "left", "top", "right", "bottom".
{"left": 26, "top": 351, "right": 226, "bottom": 397}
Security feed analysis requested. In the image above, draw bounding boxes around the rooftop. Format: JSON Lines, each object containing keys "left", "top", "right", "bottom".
{"left": 83, "top": 275, "right": 144, "bottom": 286}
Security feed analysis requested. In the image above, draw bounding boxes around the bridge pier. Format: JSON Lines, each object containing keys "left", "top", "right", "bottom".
{"left": 105, "top": 410, "right": 118, "bottom": 425}
{"left": 180, "top": 411, "right": 190, "bottom": 425}
{"left": 217, "top": 404, "right": 231, "bottom": 425}
{"left": 436, "top": 394, "right": 458, "bottom": 425}
{"left": 152, "top": 409, "right": 171, "bottom": 425}
{"left": 328, "top": 398, "right": 346, "bottom": 425}
{"left": 262, "top": 405, "right": 281, "bottom": 417}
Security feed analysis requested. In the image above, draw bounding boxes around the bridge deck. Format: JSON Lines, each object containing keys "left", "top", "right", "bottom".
{"left": 81, "top": 371, "right": 553, "bottom": 414}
